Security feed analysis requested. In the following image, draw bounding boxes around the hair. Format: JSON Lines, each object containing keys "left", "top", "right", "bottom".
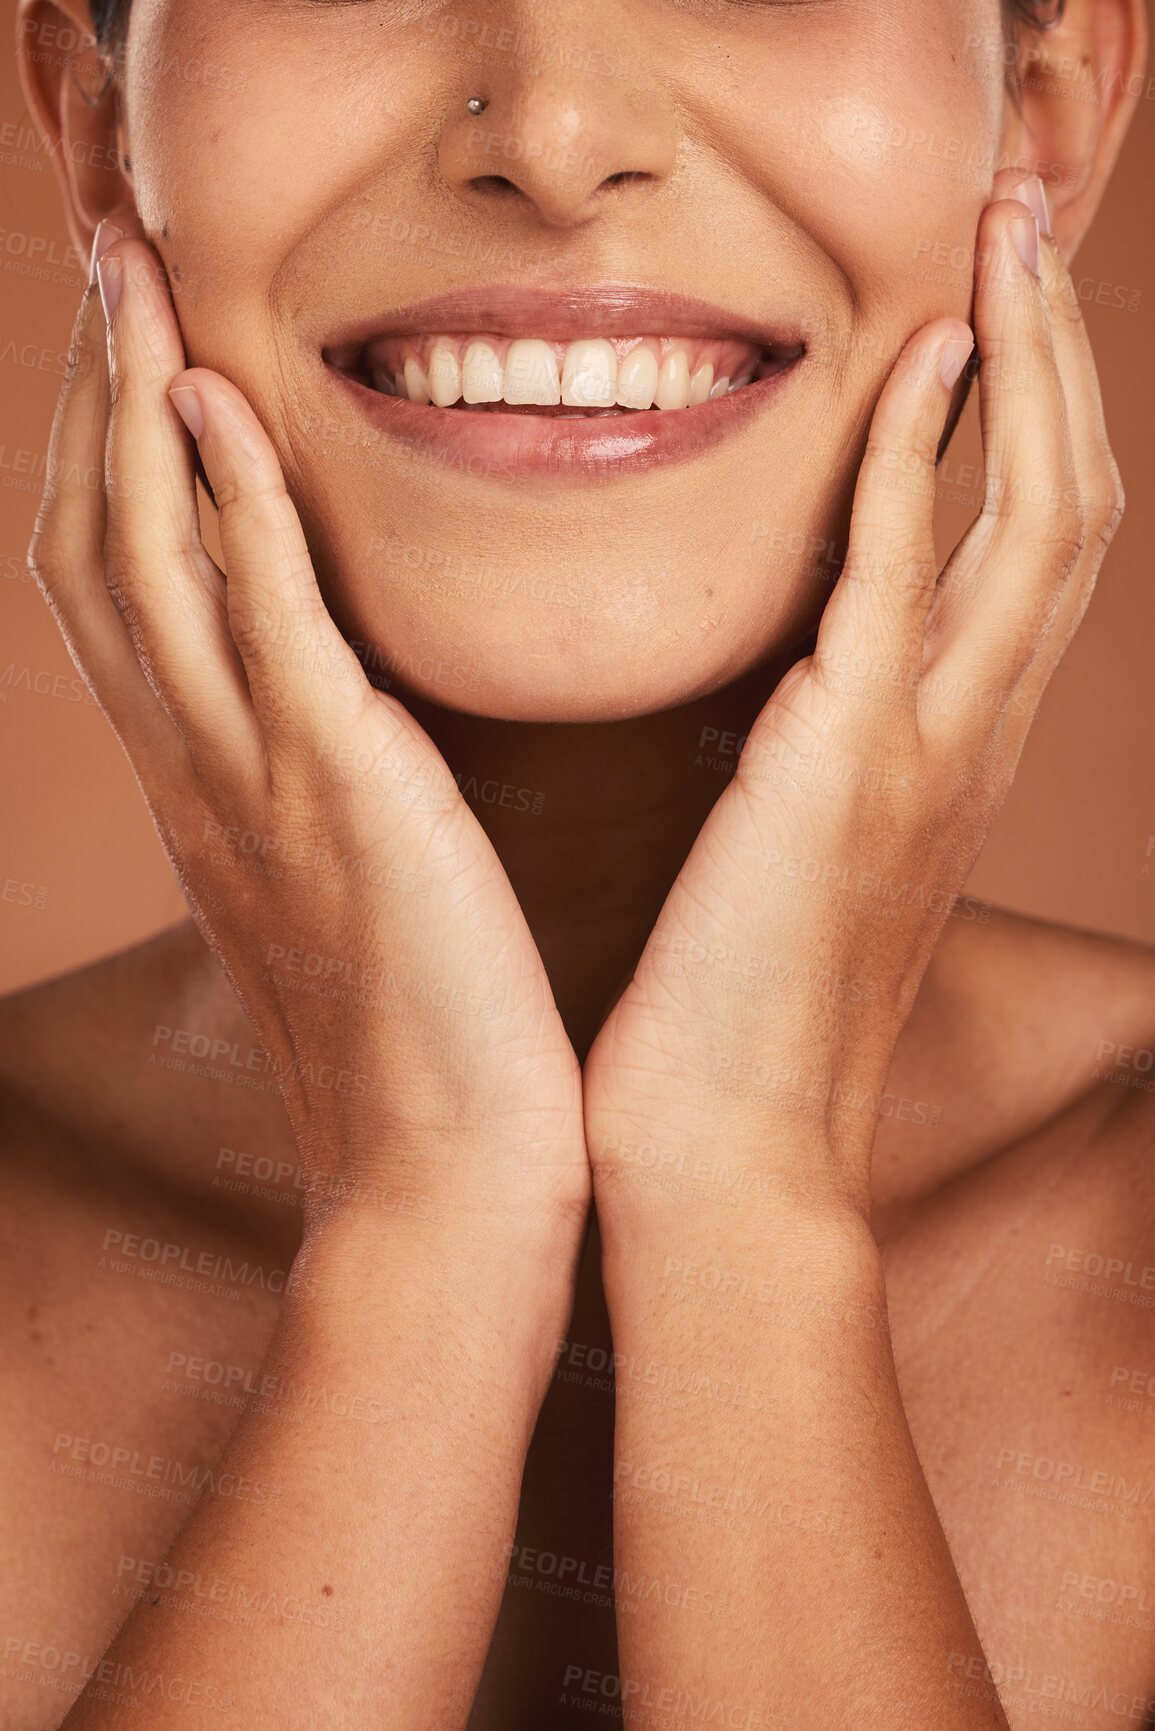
{"left": 88, "top": 0, "right": 1066, "bottom": 62}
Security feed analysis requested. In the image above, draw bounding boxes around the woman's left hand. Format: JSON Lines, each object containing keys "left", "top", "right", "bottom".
{"left": 584, "top": 174, "right": 1124, "bottom": 1224}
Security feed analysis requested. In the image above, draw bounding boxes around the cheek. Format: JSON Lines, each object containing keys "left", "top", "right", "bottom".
{"left": 125, "top": 7, "right": 404, "bottom": 327}
{"left": 817, "top": 91, "right": 994, "bottom": 311}
{"left": 719, "top": 14, "right": 1003, "bottom": 334}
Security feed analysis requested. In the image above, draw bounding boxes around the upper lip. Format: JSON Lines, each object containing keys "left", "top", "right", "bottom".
{"left": 318, "top": 282, "right": 805, "bottom": 360}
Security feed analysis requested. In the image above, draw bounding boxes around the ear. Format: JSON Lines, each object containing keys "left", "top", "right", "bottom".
{"left": 15, "top": 0, "right": 137, "bottom": 264}
{"left": 999, "top": 0, "right": 1148, "bottom": 262}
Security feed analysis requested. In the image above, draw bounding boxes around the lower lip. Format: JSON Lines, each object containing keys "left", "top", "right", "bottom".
{"left": 321, "top": 359, "right": 803, "bottom": 481}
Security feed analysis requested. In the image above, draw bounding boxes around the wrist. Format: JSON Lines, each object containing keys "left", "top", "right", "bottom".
{"left": 295, "top": 1121, "right": 591, "bottom": 1254}
{"left": 295, "top": 1195, "right": 586, "bottom": 1400}
{"left": 599, "top": 1198, "right": 886, "bottom": 1337}
{"left": 591, "top": 1118, "right": 875, "bottom": 1235}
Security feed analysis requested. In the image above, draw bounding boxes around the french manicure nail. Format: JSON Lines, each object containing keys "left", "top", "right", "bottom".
{"left": 1012, "top": 214, "right": 1040, "bottom": 278}
{"left": 88, "top": 218, "right": 125, "bottom": 286}
{"left": 96, "top": 253, "right": 123, "bottom": 324}
{"left": 1015, "top": 176, "right": 1052, "bottom": 238}
{"left": 940, "top": 334, "right": 975, "bottom": 391}
{"left": 168, "top": 385, "right": 205, "bottom": 440}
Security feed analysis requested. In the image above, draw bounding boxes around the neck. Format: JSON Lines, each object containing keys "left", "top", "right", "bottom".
{"left": 405, "top": 647, "right": 799, "bottom": 1056}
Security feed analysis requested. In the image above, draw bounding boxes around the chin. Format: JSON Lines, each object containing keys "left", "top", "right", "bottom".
{"left": 321, "top": 564, "right": 818, "bottom": 724}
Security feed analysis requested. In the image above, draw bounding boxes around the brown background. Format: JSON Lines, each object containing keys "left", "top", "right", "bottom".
{"left": 1, "top": 6, "right": 1153, "bottom": 996}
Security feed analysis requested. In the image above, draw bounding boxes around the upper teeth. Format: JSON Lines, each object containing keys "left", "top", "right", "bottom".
{"left": 362, "top": 335, "right": 768, "bottom": 411}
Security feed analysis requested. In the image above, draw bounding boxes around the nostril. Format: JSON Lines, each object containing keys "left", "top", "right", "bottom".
{"left": 472, "top": 175, "right": 522, "bottom": 196}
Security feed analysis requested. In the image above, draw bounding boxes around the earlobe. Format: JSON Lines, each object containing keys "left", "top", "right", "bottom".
{"left": 14, "top": 0, "right": 137, "bottom": 262}
{"left": 998, "top": 0, "right": 1148, "bottom": 262}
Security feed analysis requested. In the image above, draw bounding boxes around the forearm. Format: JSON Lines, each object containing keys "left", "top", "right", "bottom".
{"left": 597, "top": 1173, "right": 1009, "bottom": 1731}
{"left": 64, "top": 1206, "right": 578, "bottom": 1730}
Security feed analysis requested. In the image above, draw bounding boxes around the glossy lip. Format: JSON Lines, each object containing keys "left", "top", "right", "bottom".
{"left": 323, "top": 363, "right": 801, "bottom": 480}
{"left": 316, "top": 282, "right": 806, "bottom": 481}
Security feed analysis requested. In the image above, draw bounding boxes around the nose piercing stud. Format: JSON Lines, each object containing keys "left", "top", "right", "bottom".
{"left": 467, "top": 97, "right": 488, "bottom": 115}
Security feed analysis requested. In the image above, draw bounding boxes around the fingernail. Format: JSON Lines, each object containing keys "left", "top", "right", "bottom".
{"left": 88, "top": 218, "right": 125, "bottom": 286}
{"left": 1012, "top": 214, "right": 1040, "bottom": 278}
{"left": 940, "top": 333, "right": 975, "bottom": 390}
{"left": 96, "top": 253, "right": 123, "bottom": 323}
{"left": 1015, "top": 176, "right": 1052, "bottom": 238}
{"left": 168, "top": 384, "right": 204, "bottom": 440}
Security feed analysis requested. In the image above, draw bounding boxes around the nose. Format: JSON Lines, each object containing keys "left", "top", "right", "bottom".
{"left": 437, "top": 12, "right": 677, "bottom": 229}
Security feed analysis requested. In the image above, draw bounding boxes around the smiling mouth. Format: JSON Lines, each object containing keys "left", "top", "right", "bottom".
{"left": 323, "top": 332, "right": 803, "bottom": 417}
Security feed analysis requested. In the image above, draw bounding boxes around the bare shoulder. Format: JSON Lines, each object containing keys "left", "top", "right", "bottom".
{"left": 878, "top": 913, "right": 1155, "bottom": 1718}
{"left": 874, "top": 904, "right": 1155, "bottom": 1213}
{"left": 0, "top": 929, "right": 299, "bottom": 1731}
{"left": 0, "top": 920, "right": 297, "bottom": 1198}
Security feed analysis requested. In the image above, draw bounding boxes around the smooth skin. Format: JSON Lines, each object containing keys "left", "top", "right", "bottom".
{"left": 12, "top": 168, "right": 1124, "bottom": 1731}
{"left": 2, "top": 0, "right": 1153, "bottom": 1727}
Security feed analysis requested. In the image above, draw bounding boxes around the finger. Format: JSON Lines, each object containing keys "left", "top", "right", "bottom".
{"left": 99, "top": 237, "right": 261, "bottom": 764}
{"left": 27, "top": 279, "right": 179, "bottom": 758}
{"left": 165, "top": 369, "right": 374, "bottom": 752}
{"left": 925, "top": 195, "right": 1081, "bottom": 710}
{"left": 1005, "top": 219, "right": 1124, "bottom": 714}
{"left": 812, "top": 317, "right": 973, "bottom": 708}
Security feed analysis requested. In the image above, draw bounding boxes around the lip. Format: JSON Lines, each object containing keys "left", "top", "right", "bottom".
{"left": 317, "top": 281, "right": 805, "bottom": 354}
{"left": 316, "top": 282, "right": 805, "bottom": 481}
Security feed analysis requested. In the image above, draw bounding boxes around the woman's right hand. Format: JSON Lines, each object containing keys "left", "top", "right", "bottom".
{"left": 29, "top": 220, "right": 589, "bottom": 1242}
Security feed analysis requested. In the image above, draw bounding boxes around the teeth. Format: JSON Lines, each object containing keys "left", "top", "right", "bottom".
{"left": 689, "top": 361, "right": 714, "bottom": 406}
{"left": 462, "top": 340, "right": 504, "bottom": 404}
{"left": 403, "top": 356, "right": 431, "bottom": 405}
{"left": 616, "top": 344, "right": 659, "bottom": 410}
{"left": 655, "top": 349, "right": 691, "bottom": 411}
{"left": 429, "top": 342, "right": 462, "bottom": 408}
{"left": 364, "top": 336, "right": 778, "bottom": 409}
{"left": 562, "top": 338, "right": 618, "bottom": 408}
{"left": 504, "top": 338, "right": 561, "bottom": 406}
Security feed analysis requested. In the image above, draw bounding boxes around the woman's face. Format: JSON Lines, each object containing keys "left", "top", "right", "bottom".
{"left": 121, "top": 0, "right": 1007, "bottom": 721}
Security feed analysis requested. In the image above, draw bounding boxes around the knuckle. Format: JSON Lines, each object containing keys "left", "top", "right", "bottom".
{"left": 864, "top": 428, "right": 937, "bottom": 476}
{"left": 213, "top": 463, "right": 286, "bottom": 519}
{"left": 213, "top": 474, "right": 258, "bottom": 516}
{"left": 103, "top": 541, "right": 156, "bottom": 623}
{"left": 1046, "top": 275, "right": 1086, "bottom": 332}
{"left": 26, "top": 526, "right": 66, "bottom": 591}
{"left": 26, "top": 525, "right": 90, "bottom": 612}
{"left": 1086, "top": 455, "right": 1126, "bottom": 546}
{"left": 1042, "top": 520, "right": 1087, "bottom": 573}
{"left": 226, "top": 602, "right": 271, "bottom": 662}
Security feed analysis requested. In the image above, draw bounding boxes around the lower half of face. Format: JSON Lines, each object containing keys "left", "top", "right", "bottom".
{"left": 130, "top": 0, "right": 1006, "bottom": 722}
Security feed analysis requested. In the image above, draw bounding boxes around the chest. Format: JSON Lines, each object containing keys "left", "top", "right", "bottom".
{"left": 3, "top": 1118, "right": 1154, "bottom": 1731}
